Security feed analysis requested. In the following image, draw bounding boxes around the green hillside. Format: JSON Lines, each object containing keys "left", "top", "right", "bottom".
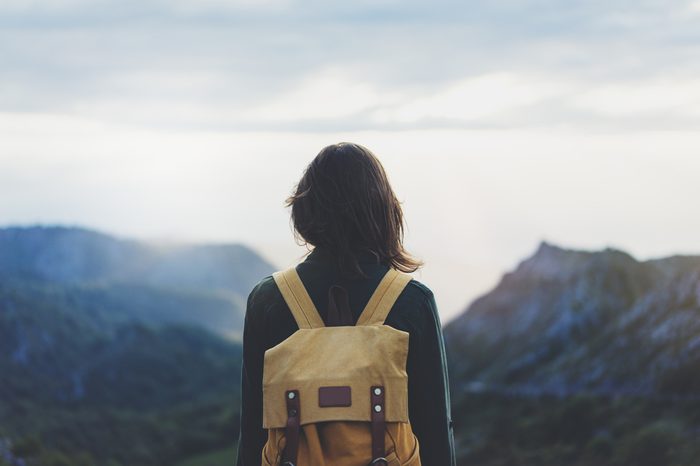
{"left": 0, "top": 226, "right": 268, "bottom": 465}
{"left": 0, "top": 283, "right": 242, "bottom": 465}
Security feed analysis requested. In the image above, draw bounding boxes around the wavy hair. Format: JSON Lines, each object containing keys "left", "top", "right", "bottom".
{"left": 285, "top": 142, "right": 423, "bottom": 279}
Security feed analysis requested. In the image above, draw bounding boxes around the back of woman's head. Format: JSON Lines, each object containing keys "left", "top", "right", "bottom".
{"left": 285, "top": 142, "right": 423, "bottom": 279}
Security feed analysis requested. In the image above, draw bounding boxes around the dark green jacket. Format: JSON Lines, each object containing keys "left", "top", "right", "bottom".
{"left": 235, "top": 246, "right": 456, "bottom": 465}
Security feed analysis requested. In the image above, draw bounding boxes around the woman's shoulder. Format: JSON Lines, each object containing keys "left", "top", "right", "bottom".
{"left": 390, "top": 270, "right": 436, "bottom": 311}
{"left": 403, "top": 275, "right": 435, "bottom": 302}
{"left": 385, "top": 274, "right": 439, "bottom": 322}
{"left": 247, "top": 274, "right": 281, "bottom": 306}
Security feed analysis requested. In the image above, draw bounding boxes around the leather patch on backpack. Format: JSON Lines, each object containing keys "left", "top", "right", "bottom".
{"left": 318, "top": 386, "right": 351, "bottom": 407}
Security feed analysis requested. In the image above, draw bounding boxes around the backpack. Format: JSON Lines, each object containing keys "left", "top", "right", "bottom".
{"left": 261, "top": 265, "right": 422, "bottom": 466}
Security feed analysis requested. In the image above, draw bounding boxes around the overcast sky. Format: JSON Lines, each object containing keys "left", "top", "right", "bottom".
{"left": 1, "top": 0, "right": 700, "bottom": 321}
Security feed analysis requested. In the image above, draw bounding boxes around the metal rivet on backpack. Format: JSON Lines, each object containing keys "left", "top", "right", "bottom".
{"left": 289, "top": 409, "right": 297, "bottom": 416}
{"left": 288, "top": 392, "right": 296, "bottom": 399}
{"left": 374, "top": 387, "right": 382, "bottom": 396}
{"left": 374, "top": 404, "right": 382, "bottom": 413}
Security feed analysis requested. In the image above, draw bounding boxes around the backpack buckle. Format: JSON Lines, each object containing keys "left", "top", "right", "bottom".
{"left": 369, "top": 458, "right": 388, "bottom": 466}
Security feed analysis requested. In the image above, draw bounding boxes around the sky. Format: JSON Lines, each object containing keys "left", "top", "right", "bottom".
{"left": 1, "top": 0, "right": 699, "bottom": 321}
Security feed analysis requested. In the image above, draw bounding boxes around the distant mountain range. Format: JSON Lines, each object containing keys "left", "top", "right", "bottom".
{"left": 0, "top": 226, "right": 275, "bottom": 465}
{"left": 3, "top": 226, "right": 699, "bottom": 465}
{"left": 444, "top": 241, "right": 700, "bottom": 399}
{"left": 0, "top": 225, "right": 275, "bottom": 338}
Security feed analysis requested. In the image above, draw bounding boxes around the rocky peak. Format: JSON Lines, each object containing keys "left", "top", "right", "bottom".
{"left": 445, "top": 241, "right": 700, "bottom": 398}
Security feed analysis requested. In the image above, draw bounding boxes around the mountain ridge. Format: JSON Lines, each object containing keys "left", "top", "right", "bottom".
{"left": 445, "top": 240, "right": 700, "bottom": 399}
{"left": 0, "top": 225, "right": 276, "bottom": 337}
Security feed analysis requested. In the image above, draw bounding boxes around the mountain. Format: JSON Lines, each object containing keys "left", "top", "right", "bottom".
{"left": 0, "top": 225, "right": 275, "bottom": 465}
{"left": 0, "top": 288, "right": 242, "bottom": 465}
{"left": 0, "top": 226, "right": 276, "bottom": 338}
{"left": 445, "top": 241, "right": 700, "bottom": 397}
{"left": 444, "top": 241, "right": 700, "bottom": 466}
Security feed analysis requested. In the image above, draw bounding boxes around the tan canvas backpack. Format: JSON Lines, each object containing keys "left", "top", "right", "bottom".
{"left": 261, "top": 266, "right": 422, "bottom": 466}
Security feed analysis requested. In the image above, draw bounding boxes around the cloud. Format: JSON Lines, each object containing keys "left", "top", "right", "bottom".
{"left": 370, "top": 73, "right": 572, "bottom": 124}
{"left": 246, "top": 67, "right": 399, "bottom": 121}
{"left": 687, "top": 0, "right": 700, "bottom": 14}
{"left": 0, "top": 0, "right": 699, "bottom": 132}
{"left": 0, "top": 0, "right": 289, "bottom": 14}
{"left": 572, "top": 78, "right": 700, "bottom": 117}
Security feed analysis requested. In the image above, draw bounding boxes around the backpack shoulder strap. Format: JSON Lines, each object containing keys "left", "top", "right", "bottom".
{"left": 272, "top": 266, "right": 326, "bottom": 329}
{"left": 356, "top": 268, "right": 413, "bottom": 326}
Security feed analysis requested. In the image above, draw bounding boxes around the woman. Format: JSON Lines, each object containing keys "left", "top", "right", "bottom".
{"left": 235, "top": 142, "right": 456, "bottom": 465}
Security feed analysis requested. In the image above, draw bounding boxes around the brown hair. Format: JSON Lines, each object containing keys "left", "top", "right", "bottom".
{"left": 285, "top": 142, "right": 423, "bottom": 279}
